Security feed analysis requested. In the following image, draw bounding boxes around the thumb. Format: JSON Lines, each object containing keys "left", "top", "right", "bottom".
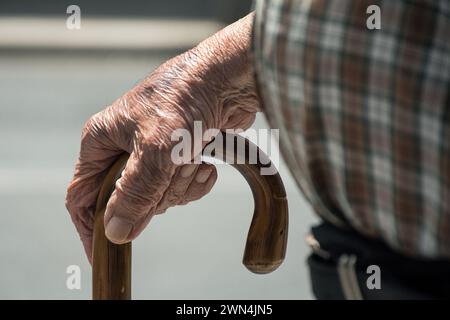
{"left": 104, "top": 148, "right": 176, "bottom": 244}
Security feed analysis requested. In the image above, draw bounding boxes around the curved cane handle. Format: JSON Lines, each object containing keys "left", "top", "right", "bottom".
{"left": 92, "top": 132, "right": 288, "bottom": 299}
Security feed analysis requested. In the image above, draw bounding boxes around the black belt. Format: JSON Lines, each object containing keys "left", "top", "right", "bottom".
{"left": 306, "top": 222, "right": 450, "bottom": 299}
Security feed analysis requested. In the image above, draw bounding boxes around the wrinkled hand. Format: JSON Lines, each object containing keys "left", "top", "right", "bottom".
{"left": 65, "top": 13, "right": 258, "bottom": 262}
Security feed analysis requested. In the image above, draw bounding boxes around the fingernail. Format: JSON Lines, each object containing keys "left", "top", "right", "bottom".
{"left": 180, "top": 164, "right": 196, "bottom": 178}
{"left": 196, "top": 169, "right": 212, "bottom": 183}
{"left": 105, "top": 216, "right": 133, "bottom": 243}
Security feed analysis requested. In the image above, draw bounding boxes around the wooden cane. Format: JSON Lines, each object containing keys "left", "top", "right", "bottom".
{"left": 92, "top": 132, "right": 289, "bottom": 299}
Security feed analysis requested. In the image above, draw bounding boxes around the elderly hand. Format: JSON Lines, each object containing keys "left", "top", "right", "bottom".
{"left": 65, "top": 13, "right": 258, "bottom": 262}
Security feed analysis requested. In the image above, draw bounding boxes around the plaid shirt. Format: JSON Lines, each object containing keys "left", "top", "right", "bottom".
{"left": 252, "top": 0, "right": 450, "bottom": 259}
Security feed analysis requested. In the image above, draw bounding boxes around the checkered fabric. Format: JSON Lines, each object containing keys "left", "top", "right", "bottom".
{"left": 252, "top": 0, "right": 450, "bottom": 258}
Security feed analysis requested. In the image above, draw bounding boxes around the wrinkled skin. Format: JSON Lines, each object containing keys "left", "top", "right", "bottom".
{"left": 65, "top": 13, "right": 259, "bottom": 262}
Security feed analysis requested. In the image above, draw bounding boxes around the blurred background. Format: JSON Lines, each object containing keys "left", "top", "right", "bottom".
{"left": 0, "top": 0, "right": 318, "bottom": 299}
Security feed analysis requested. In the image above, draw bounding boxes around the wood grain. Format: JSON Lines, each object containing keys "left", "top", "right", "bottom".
{"left": 92, "top": 154, "right": 131, "bottom": 300}
{"left": 92, "top": 133, "right": 288, "bottom": 299}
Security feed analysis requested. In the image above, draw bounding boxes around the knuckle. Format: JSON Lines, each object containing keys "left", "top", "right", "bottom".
{"left": 139, "top": 130, "right": 174, "bottom": 155}
{"left": 81, "top": 112, "right": 105, "bottom": 143}
{"left": 82, "top": 112, "right": 99, "bottom": 132}
{"left": 164, "top": 183, "right": 187, "bottom": 205}
{"left": 65, "top": 192, "right": 74, "bottom": 209}
{"left": 114, "top": 180, "right": 159, "bottom": 217}
{"left": 178, "top": 199, "right": 190, "bottom": 206}
{"left": 184, "top": 191, "right": 204, "bottom": 203}
{"left": 65, "top": 184, "right": 79, "bottom": 211}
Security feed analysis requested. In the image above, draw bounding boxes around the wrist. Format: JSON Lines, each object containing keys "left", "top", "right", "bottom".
{"left": 138, "top": 12, "right": 258, "bottom": 132}
{"left": 186, "top": 12, "right": 259, "bottom": 129}
{"left": 189, "top": 12, "right": 255, "bottom": 92}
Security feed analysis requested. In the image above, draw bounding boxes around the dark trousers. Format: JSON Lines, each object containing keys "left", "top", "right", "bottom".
{"left": 306, "top": 223, "right": 450, "bottom": 299}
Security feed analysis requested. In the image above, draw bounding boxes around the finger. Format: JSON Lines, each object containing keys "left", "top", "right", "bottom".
{"left": 104, "top": 145, "right": 176, "bottom": 244}
{"left": 222, "top": 109, "right": 256, "bottom": 130}
{"left": 66, "top": 113, "right": 124, "bottom": 262}
{"left": 154, "top": 163, "right": 199, "bottom": 214}
{"left": 66, "top": 156, "right": 118, "bottom": 262}
{"left": 181, "top": 163, "right": 217, "bottom": 204}
{"left": 66, "top": 205, "right": 94, "bottom": 264}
